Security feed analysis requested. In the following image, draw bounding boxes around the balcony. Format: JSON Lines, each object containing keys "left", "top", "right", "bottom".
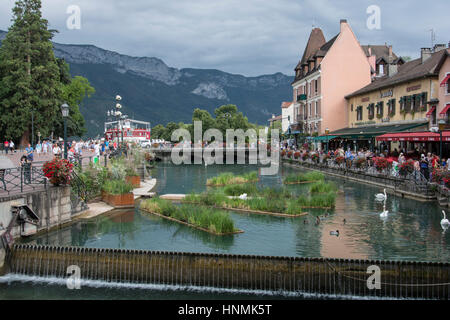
{"left": 296, "top": 94, "right": 307, "bottom": 102}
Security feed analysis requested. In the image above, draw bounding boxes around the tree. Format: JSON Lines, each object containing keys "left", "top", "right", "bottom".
{"left": 151, "top": 124, "right": 166, "bottom": 140}
{"left": 214, "top": 104, "right": 251, "bottom": 133}
{"left": 192, "top": 108, "right": 216, "bottom": 134}
{"left": 0, "top": 0, "right": 62, "bottom": 145}
{"left": 58, "top": 74, "right": 95, "bottom": 138}
{"left": 162, "top": 122, "right": 179, "bottom": 141}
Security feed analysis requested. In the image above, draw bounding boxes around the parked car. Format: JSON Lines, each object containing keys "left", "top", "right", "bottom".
{"left": 139, "top": 140, "right": 152, "bottom": 148}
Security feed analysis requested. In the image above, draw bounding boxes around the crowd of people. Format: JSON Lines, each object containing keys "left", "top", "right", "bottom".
{"left": 281, "top": 140, "right": 450, "bottom": 182}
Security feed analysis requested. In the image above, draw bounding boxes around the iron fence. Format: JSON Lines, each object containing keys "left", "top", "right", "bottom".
{"left": 0, "top": 164, "right": 47, "bottom": 196}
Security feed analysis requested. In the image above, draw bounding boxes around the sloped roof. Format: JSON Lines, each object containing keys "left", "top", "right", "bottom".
{"left": 281, "top": 102, "right": 293, "bottom": 108}
{"left": 268, "top": 115, "right": 282, "bottom": 122}
{"left": 361, "top": 45, "right": 399, "bottom": 63}
{"left": 346, "top": 49, "right": 448, "bottom": 98}
{"left": 295, "top": 28, "right": 326, "bottom": 70}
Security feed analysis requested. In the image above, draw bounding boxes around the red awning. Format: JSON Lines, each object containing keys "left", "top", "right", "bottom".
{"left": 376, "top": 131, "right": 450, "bottom": 142}
{"left": 441, "top": 74, "right": 450, "bottom": 87}
{"left": 439, "top": 103, "right": 450, "bottom": 116}
{"left": 426, "top": 106, "right": 435, "bottom": 117}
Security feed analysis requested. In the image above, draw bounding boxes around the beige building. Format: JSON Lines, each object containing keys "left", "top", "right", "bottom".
{"left": 332, "top": 45, "right": 449, "bottom": 152}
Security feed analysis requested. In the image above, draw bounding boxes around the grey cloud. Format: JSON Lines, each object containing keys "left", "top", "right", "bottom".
{"left": 0, "top": 0, "right": 449, "bottom": 76}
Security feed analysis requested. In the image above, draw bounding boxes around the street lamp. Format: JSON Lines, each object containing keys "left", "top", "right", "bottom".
{"left": 439, "top": 119, "right": 446, "bottom": 164}
{"left": 61, "top": 103, "right": 70, "bottom": 159}
{"left": 325, "top": 127, "right": 330, "bottom": 153}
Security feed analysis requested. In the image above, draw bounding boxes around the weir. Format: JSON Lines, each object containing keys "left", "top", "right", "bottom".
{"left": 4, "top": 244, "right": 450, "bottom": 299}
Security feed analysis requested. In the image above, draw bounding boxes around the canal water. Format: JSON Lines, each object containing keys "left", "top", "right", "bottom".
{"left": 1, "top": 163, "right": 449, "bottom": 299}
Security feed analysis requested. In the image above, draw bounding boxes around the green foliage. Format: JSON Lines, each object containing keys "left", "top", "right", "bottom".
{"left": 0, "top": 0, "right": 94, "bottom": 143}
{"left": 283, "top": 171, "right": 324, "bottom": 184}
{"left": 0, "top": 0, "right": 61, "bottom": 143}
{"left": 206, "top": 171, "right": 258, "bottom": 186}
{"left": 140, "top": 198, "right": 236, "bottom": 234}
{"left": 309, "top": 181, "right": 337, "bottom": 194}
{"left": 102, "top": 179, "right": 133, "bottom": 195}
{"left": 75, "top": 162, "right": 108, "bottom": 200}
{"left": 222, "top": 183, "right": 258, "bottom": 196}
{"left": 151, "top": 124, "right": 166, "bottom": 140}
{"left": 294, "top": 192, "right": 336, "bottom": 208}
{"left": 110, "top": 159, "right": 127, "bottom": 180}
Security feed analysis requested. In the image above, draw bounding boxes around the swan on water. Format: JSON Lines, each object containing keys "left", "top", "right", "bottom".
{"left": 330, "top": 230, "right": 339, "bottom": 236}
{"left": 380, "top": 209, "right": 388, "bottom": 218}
{"left": 375, "top": 189, "right": 387, "bottom": 201}
{"left": 238, "top": 193, "right": 247, "bottom": 200}
{"left": 441, "top": 210, "right": 450, "bottom": 227}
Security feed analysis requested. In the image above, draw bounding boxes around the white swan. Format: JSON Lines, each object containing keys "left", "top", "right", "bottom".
{"left": 380, "top": 209, "right": 388, "bottom": 218}
{"left": 375, "top": 188, "right": 387, "bottom": 201}
{"left": 441, "top": 210, "right": 450, "bottom": 227}
{"left": 238, "top": 193, "right": 248, "bottom": 200}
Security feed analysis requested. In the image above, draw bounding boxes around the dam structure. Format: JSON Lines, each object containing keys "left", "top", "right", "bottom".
{"left": 3, "top": 244, "right": 450, "bottom": 299}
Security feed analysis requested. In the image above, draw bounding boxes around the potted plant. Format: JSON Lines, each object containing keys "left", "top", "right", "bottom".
{"left": 101, "top": 179, "right": 134, "bottom": 208}
{"left": 372, "top": 157, "right": 391, "bottom": 173}
{"left": 287, "top": 151, "right": 293, "bottom": 158}
{"left": 335, "top": 156, "right": 345, "bottom": 166}
{"left": 42, "top": 158, "right": 74, "bottom": 186}
{"left": 125, "top": 167, "right": 141, "bottom": 187}
{"left": 311, "top": 153, "right": 319, "bottom": 163}
{"left": 398, "top": 160, "right": 414, "bottom": 176}
{"left": 355, "top": 157, "right": 367, "bottom": 169}
{"left": 294, "top": 151, "right": 301, "bottom": 159}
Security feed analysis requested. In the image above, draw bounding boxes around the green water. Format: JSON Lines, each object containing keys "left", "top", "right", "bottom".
{"left": 1, "top": 163, "right": 449, "bottom": 299}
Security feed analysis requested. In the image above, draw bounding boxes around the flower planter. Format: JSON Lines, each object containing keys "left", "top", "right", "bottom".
{"left": 126, "top": 175, "right": 141, "bottom": 188}
{"left": 102, "top": 192, "right": 135, "bottom": 208}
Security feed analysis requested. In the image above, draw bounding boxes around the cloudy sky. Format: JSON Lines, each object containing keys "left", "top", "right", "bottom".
{"left": 0, "top": 0, "right": 449, "bottom": 76}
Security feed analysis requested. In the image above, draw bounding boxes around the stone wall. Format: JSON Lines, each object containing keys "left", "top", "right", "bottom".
{"left": 0, "top": 186, "right": 85, "bottom": 240}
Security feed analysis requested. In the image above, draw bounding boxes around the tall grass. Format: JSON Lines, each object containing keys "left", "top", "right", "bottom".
{"left": 102, "top": 179, "right": 133, "bottom": 195}
{"left": 140, "top": 198, "right": 236, "bottom": 234}
{"left": 222, "top": 183, "right": 258, "bottom": 196}
{"left": 309, "top": 181, "right": 337, "bottom": 194}
{"left": 206, "top": 171, "right": 259, "bottom": 186}
{"left": 294, "top": 192, "right": 336, "bottom": 208}
{"left": 283, "top": 171, "right": 324, "bottom": 184}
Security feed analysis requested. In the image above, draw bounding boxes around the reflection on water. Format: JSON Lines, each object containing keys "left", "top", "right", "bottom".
{"left": 21, "top": 163, "right": 450, "bottom": 262}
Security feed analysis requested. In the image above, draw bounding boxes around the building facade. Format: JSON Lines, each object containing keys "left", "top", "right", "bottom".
{"left": 290, "top": 20, "right": 373, "bottom": 137}
{"left": 341, "top": 45, "right": 450, "bottom": 152}
{"left": 281, "top": 101, "right": 294, "bottom": 133}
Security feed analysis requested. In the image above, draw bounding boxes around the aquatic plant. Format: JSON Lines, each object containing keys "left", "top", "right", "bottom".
{"left": 206, "top": 171, "right": 258, "bottom": 186}
{"left": 140, "top": 198, "right": 237, "bottom": 234}
{"left": 283, "top": 171, "right": 324, "bottom": 184}
{"left": 309, "top": 181, "right": 337, "bottom": 194}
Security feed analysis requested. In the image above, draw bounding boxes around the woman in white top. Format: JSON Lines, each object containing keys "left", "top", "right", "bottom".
{"left": 53, "top": 144, "right": 61, "bottom": 158}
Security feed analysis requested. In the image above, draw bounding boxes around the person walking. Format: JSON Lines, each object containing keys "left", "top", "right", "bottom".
{"left": 25, "top": 143, "right": 34, "bottom": 162}
{"left": 53, "top": 143, "right": 61, "bottom": 159}
{"left": 420, "top": 154, "right": 430, "bottom": 181}
{"left": 3, "top": 140, "right": 9, "bottom": 155}
{"left": 9, "top": 140, "right": 14, "bottom": 153}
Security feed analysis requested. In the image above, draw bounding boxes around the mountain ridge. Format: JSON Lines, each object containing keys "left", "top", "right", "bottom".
{"left": 0, "top": 30, "right": 293, "bottom": 137}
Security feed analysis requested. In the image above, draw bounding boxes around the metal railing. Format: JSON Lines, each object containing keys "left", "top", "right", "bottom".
{"left": 0, "top": 164, "right": 47, "bottom": 196}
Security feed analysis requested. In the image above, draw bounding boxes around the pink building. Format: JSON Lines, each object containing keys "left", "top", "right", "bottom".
{"left": 292, "top": 20, "right": 379, "bottom": 136}
{"left": 437, "top": 49, "right": 450, "bottom": 123}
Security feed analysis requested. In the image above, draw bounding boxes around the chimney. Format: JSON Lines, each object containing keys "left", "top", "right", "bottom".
{"left": 388, "top": 63, "right": 398, "bottom": 77}
{"left": 421, "top": 48, "right": 432, "bottom": 63}
{"left": 340, "top": 19, "right": 347, "bottom": 32}
{"left": 433, "top": 43, "right": 446, "bottom": 52}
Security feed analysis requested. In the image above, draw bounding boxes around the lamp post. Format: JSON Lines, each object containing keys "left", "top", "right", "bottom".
{"left": 439, "top": 119, "right": 446, "bottom": 164}
{"left": 115, "top": 95, "right": 122, "bottom": 155}
{"left": 61, "top": 103, "right": 69, "bottom": 159}
{"left": 325, "top": 128, "right": 330, "bottom": 153}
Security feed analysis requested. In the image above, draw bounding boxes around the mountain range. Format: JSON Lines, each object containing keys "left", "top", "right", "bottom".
{"left": 0, "top": 30, "right": 293, "bottom": 138}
